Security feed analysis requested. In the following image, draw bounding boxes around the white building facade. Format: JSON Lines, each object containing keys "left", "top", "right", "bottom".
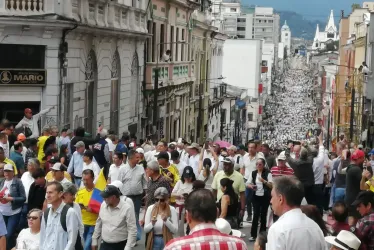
{"left": 281, "top": 21, "right": 291, "bottom": 57}
{"left": 0, "top": 0, "right": 148, "bottom": 138}
{"left": 312, "top": 10, "right": 339, "bottom": 51}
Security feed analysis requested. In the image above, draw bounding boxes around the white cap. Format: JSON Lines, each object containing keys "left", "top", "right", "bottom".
{"left": 110, "top": 180, "right": 124, "bottom": 191}
{"left": 51, "top": 163, "right": 63, "bottom": 171}
{"left": 215, "top": 218, "right": 242, "bottom": 238}
{"left": 136, "top": 148, "right": 144, "bottom": 154}
{"left": 129, "top": 142, "right": 135, "bottom": 148}
{"left": 325, "top": 230, "right": 361, "bottom": 250}
{"left": 3, "top": 164, "right": 13, "bottom": 171}
{"left": 277, "top": 151, "right": 286, "bottom": 161}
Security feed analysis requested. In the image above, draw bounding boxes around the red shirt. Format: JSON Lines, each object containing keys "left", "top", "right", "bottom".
{"left": 164, "top": 223, "right": 247, "bottom": 250}
{"left": 271, "top": 165, "right": 294, "bottom": 178}
{"left": 332, "top": 221, "right": 350, "bottom": 235}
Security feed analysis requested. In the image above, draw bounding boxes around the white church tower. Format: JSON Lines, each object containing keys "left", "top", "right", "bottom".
{"left": 281, "top": 20, "right": 291, "bottom": 57}
{"left": 312, "top": 10, "right": 339, "bottom": 51}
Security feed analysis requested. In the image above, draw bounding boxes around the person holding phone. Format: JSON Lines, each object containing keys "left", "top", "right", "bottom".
{"left": 144, "top": 187, "right": 178, "bottom": 250}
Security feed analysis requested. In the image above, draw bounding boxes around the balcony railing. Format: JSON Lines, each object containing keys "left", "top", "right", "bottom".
{"left": 0, "top": 0, "right": 147, "bottom": 33}
{"left": 146, "top": 61, "right": 195, "bottom": 90}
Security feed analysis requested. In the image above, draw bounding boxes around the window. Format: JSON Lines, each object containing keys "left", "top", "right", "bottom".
{"left": 262, "top": 28, "right": 265, "bottom": 32}
{"left": 262, "top": 60, "right": 268, "bottom": 66}
{"left": 152, "top": 22, "right": 156, "bottom": 62}
{"left": 269, "top": 20, "right": 273, "bottom": 23}
{"left": 327, "top": 33, "right": 334, "bottom": 38}
{"left": 248, "top": 112, "right": 254, "bottom": 121}
{"left": 230, "top": 8, "right": 237, "bottom": 12}
{"left": 160, "top": 24, "right": 165, "bottom": 58}
{"left": 237, "top": 35, "right": 245, "bottom": 38}
{"left": 221, "top": 109, "right": 227, "bottom": 123}
{"left": 258, "top": 20, "right": 262, "bottom": 23}
{"left": 285, "top": 33, "right": 288, "bottom": 37}
{"left": 170, "top": 25, "right": 174, "bottom": 60}
{"left": 237, "top": 27, "right": 245, "bottom": 31}
{"left": 264, "top": 20, "right": 267, "bottom": 23}
{"left": 63, "top": 83, "right": 73, "bottom": 129}
{"left": 176, "top": 28, "right": 179, "bottom": 61}
{"left": 181, "top": 29, "right": 185, "bottom": 61}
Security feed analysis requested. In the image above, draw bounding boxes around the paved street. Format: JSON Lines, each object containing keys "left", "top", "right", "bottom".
{"left": 133, "top": 208, "right": 255, "bottom": 249}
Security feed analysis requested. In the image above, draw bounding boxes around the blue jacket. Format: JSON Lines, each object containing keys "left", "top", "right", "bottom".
{"left": 10, "top": 151, "right": 25, "bottom": 173}
{"left": 93, "top": 138, "right": 108, "bottom": 167}
{"left": 0, "top": 178, "right": 26, "bottom": 211}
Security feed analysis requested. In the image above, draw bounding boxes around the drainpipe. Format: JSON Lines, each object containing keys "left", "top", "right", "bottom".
{"left": 58, "top": 23, "right": 78, "bottom": 128}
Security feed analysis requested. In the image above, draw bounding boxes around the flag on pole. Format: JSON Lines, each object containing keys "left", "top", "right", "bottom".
{"left": 88, "top": 168, "right": 107, "bottom": 214}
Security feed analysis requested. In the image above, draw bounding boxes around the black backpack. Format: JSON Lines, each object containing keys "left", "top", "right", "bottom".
{"left": 44, "top": 205, "right": 83, "bottom": 250}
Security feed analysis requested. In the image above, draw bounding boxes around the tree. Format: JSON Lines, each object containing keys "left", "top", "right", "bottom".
{"left": 352, "top": 3, "right": 361, "bottom": 11}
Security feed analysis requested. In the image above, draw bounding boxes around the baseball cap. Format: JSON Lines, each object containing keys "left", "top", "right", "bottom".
{"left": 135, "top": 148, "right": 144, "bottom": 154}
{"left": 237, "top": 144, "right": 246, "bottom": 151}
{"left": 101, "top": 185, "right": 121, "bottom": 198}
{"left": 215, "top": 218, "right": 242, "bottom": 237}
{"left": 221, "top": 157, "right": 234, "bottom": 164}
{"left": 109, "top": 181, "right": 123, "bottom": 195}
{"left": 51, "top": 163, "right": 65, "bottom": 171}
{"left": 3, "top": 164, "right": 13, "bottom": 171}
{"left": 157, "top": 151, "right": 170, "bottom": 161}
{"left": 74, "top": 141, "right": 85, "bottom": 148}
{"left": 277, "top": 151, "right": 287, "bottom": 161}
{"left": 352, "top": 191, "right": 374, "bottom": 206}
{"left": 369, "top": 149, "right": 374, "bottom": 155}
{"left": 17, "top": 133, "right": 26, "bottom": 142}
{"left": 182, "top": 166, "right": 194, "bottom": 179}
{"left": 358, "top": 144, "right": 364, "bottom": 150}
{"left": 351, "top": 150, "right": 365, "bottom": 160}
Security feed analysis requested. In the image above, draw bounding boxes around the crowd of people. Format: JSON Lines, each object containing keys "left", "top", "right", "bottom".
{"left": 0, "top": 58, "right": 373, "bottom": 250}
{"left": 261, "top": 58, "right": 319, "bottom": 150}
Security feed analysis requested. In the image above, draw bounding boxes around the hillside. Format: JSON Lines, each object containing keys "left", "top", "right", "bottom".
{"left": 277, "top": 10, "right": 326, "bottom": 40}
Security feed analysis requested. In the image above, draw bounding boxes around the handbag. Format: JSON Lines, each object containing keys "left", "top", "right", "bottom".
{"left": 24, "top": 126, "right": 32, "bottom": 137}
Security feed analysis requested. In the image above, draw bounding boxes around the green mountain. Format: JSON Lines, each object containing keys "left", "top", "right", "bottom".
{"left": 277, "top": 10, "right": 325, "bottom": 40}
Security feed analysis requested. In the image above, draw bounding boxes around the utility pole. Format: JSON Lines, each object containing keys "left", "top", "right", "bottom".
{"left": 350, "top": 88, "right": 355, "bottom": 142}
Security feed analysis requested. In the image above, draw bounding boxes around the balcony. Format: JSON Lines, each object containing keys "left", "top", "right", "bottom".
{"left": 145, "top": 61, "right": 195, "bottom": 90}
{"left": 0, "top": 0, "right": 147, "bottom": 33}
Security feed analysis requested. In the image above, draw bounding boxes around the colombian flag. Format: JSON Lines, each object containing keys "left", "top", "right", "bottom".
{"left": 88, "top": 168, "right": 107, "bottom": 213}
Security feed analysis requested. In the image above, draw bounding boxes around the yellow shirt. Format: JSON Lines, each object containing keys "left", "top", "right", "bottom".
{"left": 211, "top": 170, "right": 246, "bottom": 201}
{"left": 37, "top": 136, "right": 49, "bottom": 166}
{"left": 366, "top": 177, "right": 374, "bottom": 192}
{"left": 160, "top": 164, "right": 180, "bottom": 203}
{"left": 45, "top": 171, "right": 72, "bottom": 182}
{"left": 75, "top": 188, "right": 98, "bottom": 226}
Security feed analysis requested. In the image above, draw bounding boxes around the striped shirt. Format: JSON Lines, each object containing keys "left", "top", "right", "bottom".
{"left": 164, "top": 223, "right": 247, "bottom": 250}
{"left": 270, "top": 166, "right": 294, "bottom": 178}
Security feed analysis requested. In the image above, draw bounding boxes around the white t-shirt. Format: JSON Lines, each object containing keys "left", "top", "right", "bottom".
{"left": 0, "top": 179, "right": 21, "bottom": 216}
{"left": 16, "top": 228, "right": 40, "bottom": 250}
{"left": 172, "top": 180, "right": 193, "bottom": 205}
{"left": 197, "top": 171, "right": 213, "bottom": 190}
{"left": 187, "top": 154, "right": 200, "bottom": 177}
{"left": 21, "top": 172, "right": 35, "bottom": 203}
{"left": 105, "top": 138, "right": 115, "bottom": 152}
{"left": 82, "top": 161, "right": 101, "bottom": 185}
{"left": 246, "top": 172, "right": 273, "bottom": 196}
{"left": 108, "top": 163, "right": 125, "bottom": 182}
{"left": 175, "top": 161, "right": 187, "bottom": 176}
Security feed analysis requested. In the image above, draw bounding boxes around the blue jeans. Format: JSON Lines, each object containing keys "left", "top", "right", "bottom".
{"left": 152, "top": 235, "right": 164, "bottom": 250}
{"left": 18, "top": 204, "right": 28, "bottom": 230}
{"left": 245, "top": 187, "right": 254, "bottom": 218}
{"left": 3, "top": 212, "right": 21, "bottom": 250}
{"left": 334, "top": 188, "right": 346, "bottom": 203}
{"left": 128, "top": 195, "right": 142, "bottom": 241}
{"left": 74, "top": 177, "right": 82, "bottom": 187}
{"left": 83, "top": 225, "right": 95, "bottom": 250}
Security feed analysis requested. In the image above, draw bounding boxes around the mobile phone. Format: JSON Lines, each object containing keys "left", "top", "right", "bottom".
{"left": 205, "top": 142, "right": 209, "bottom": 149}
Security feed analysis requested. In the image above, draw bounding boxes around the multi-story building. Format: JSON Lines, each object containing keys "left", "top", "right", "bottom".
{"left": 281, "top": 21, "right": 291, "bottom": 57}
{"left": 144, "top": 0, "right": 224, "bottom": 143}
{"left": 0, "top": 0, "right": 148, "bottom": 138}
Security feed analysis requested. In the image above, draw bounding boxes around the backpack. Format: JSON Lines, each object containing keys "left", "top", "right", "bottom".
{"left": 44, "top": 205, "right": 83, "bottom": 250}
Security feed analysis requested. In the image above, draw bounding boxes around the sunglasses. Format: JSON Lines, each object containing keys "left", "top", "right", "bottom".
{"left": 155, "top": 198, "right": 165, "bottom": 202}
{"left": 27, "top": 216, "right": 39, "bottom": 221}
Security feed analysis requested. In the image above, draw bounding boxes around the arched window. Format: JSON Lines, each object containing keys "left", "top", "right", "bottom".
{"left": 110, "top": 50, "right": 121, "bottom": 135}
{"left": 84, "top": 50, "right": 98, "bottom": 135}
{"left": 130, "top": 52, "right": 139, "bottom": 118}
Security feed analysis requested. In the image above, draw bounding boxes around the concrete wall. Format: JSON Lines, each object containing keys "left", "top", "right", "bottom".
{"left": 222, "top": 39, "right": 262, "bottom": 98}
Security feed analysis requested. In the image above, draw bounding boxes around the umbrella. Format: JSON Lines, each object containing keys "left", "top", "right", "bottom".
{"left": 215, "top": 141, "right": 231, "bottom": 148}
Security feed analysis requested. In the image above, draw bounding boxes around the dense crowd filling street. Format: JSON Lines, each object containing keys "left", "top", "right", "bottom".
{"left": 0, "top": 56, "right": 372, "bottom": 250}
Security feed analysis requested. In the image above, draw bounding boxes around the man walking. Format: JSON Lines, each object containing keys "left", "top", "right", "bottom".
{"left": 67, "top": 141, "right": 86, "bottom": 187}
{"left": 40, "top": 181, "right": 79, "bottom": 250}
{"left": 164, "top": 189, "right": 247, "bottom": 250}
{"left": 92, "top": 185, "right": 137, "bottom": 250}
{"left": 267, "top": 176, "right": 326, "bottom": 250}
{"left": 118, "top": 149, "right": 147, "bottom": 241}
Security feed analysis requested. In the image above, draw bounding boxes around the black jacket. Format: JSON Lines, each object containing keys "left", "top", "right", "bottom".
{"left": 286, "top": 148, "right": 315, "bottom": 187}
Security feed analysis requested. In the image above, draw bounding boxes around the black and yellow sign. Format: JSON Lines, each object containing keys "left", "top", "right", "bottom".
{"left": 0, "top": 69, "right": 46, "bottom": 86}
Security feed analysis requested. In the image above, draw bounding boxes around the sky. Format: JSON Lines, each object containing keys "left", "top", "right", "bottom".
{"left": 242, "top": 0, "right": 365, "bottom": 20}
